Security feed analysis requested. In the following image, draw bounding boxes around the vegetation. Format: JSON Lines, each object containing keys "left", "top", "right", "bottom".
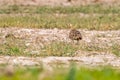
{"left": 0, "top": 37, "right": 119, "bottom": 56}
{"left": 0, "top": 5, "right": 120, "bottom": 14}
{"left": 111, "top": 44, "right": 120, "bottom": 57}
{"left": 0, "top": 5, "right": 120, "bottom": 30}
{"left": 0, "top": 34, "right": 26, "bottom": 56}
{"left": 0, "top": 66, "right": 43, "bottom": 80}
{"left": 0, "top": 65, "right": 120, "bottom": 80}
{"left": 42, "top": 42, "right": 120, "bottom": 56}
{"left": 0, "top": 3, "right": 120, "bottom": 80}
{"left": 40, "top": 42, "right": 79, "bottom": 56}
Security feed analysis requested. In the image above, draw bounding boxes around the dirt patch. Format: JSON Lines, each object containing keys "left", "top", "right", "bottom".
{"left": 0, "top": 53, "right": 120, "bottom": 69}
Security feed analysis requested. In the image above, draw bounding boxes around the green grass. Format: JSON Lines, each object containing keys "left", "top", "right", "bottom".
{"left": 40, "top": 42, "right": 109, "bottom": 56}
{"left": 38, "top": 66, "right": 120, "bottom": 80}
{"left": 40, "top": 42, "right": 79, "bottom": 56}
{"left": 0, "top": 34, "right": 26, "bottom": 56}
{"left": 0, "top": 38, "right": 119, "bottom": 57}
{"left": 0, "top": 66, "right": 43, "bottom": 80}
{"left": 111, "top": 44, "right": 120, "bottom": 57}
{"left": 0, "top": 13, "right": 120, "bottom": 30}
{"left": 74, "top": 67, "right": 120, "bottom": 80}
{"left": 40, "top": 42, "right": 120, "bottom": 57}
{"left": 0, "top": 65, "right": 120, "bottom": 80}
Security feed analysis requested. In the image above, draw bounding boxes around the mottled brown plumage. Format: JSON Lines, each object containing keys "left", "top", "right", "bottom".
{"left": 69, "top": 29, "right": 82, "bottom": 42}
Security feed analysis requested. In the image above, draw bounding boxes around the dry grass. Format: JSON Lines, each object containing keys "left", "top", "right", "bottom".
{"left": 0, "top": 5, "right": 120, "bottom": 30}
{"left": 0, "top": 13, "right": 120, "bottom": 30}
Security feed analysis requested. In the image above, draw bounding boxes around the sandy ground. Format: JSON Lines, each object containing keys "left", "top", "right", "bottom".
{"left": 0, "top": 28, "right": 120, "bottom": 69}
{"left": 0, "top": 53, "right": 119, "bottom": 68}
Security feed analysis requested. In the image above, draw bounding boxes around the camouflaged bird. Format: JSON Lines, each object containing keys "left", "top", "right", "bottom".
{"left": 68, "top": 24, "right": 82, "bottom": 44}
{"left": 69, "top": 28, "right": 82, "bottom": 42}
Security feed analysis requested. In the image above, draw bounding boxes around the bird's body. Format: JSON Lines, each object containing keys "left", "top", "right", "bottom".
{"left": 69, "top": 29, "right": 82, "bottom": 43}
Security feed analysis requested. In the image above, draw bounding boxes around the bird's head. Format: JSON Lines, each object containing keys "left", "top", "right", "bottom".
{"left": 68, "top": 24, "right": 76, "bottom": 30}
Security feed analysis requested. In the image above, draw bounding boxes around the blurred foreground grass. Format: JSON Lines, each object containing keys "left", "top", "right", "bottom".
{"left": 0, "top": 65, "right": 120, "bottom": 80}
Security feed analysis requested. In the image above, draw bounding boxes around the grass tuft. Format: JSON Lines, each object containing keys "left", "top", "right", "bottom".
{"left": 111, "top": 44, "right": 120, "bottom": 56}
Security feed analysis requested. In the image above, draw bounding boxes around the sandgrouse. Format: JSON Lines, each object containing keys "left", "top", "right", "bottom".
{"left": 69, "top": 28, "right": 82, "bottom": 44}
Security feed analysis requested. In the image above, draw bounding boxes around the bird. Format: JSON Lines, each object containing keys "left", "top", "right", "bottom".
{"left": 69, "top": 25, "right": 82, "bottom": 44}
